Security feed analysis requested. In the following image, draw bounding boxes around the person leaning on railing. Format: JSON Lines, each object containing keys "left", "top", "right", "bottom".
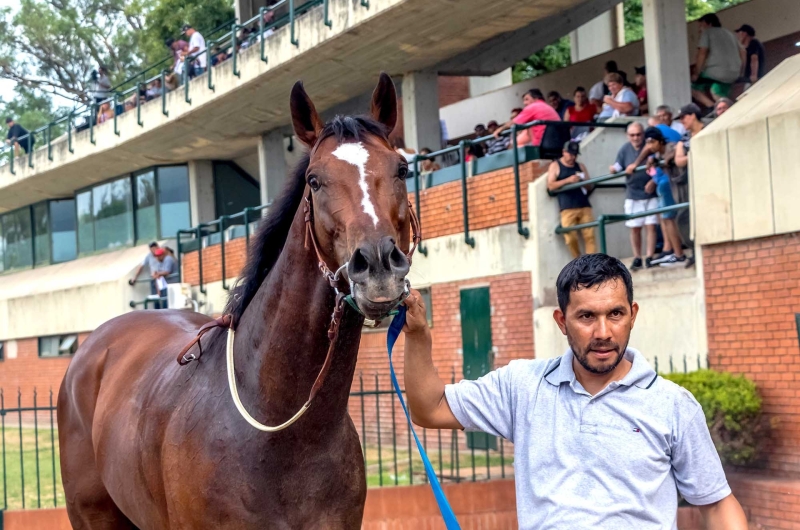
{"left": 4, "top": 117, "right": 34, "bottom": 155}
{"left": 547, "top": 141, "right": 596, "bottom": 258}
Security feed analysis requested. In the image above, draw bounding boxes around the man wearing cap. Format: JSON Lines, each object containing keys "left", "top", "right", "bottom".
{"left": 735, "top": 24, "right": 765, "bottom": 86}
{"left": 129, "top": 242, "right": 165, "bottom": 308}
{"left": 153, "top": 247, "right": 178, "bottom": 309}
{"left": 182, "top": 24, "right": 207, "bottom": 78}
{"left": 547, "top": 141, "right": 595, "bottom": 258}
{"left": 402, "top": 253, "right": 748, "bottom": 529}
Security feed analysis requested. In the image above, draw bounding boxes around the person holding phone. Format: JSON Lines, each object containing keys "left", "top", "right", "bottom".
{"left": 546, "top": 141, "right": 595, "bottom": 258}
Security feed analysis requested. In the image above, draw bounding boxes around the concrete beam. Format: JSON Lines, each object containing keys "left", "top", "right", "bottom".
{"left": 435, "top": 0, "right": 623, "bottom": 76}
{"left": 642, "top": 0, "right": 692, "bottom": 111}
{"left": 258, "top": 130, "right": 288, "bottom": 206}
{"left": 402, "top": 71, "right": 441, "bottom": 152}
{"left": 569, "top": 8, "right": 622, "bottom": 63}
{"left": 188, "top": 160, "right": 216, "bottom": 225}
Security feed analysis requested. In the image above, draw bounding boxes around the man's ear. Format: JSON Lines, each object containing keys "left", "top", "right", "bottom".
{"left": 553, "top": 308, "right": 567, "bottom": 336}
{"left": 290, "top": 81, "right": 324, "bottom": 148}
{"left": 629, "top": 301, "right": 639, "bottom": 330}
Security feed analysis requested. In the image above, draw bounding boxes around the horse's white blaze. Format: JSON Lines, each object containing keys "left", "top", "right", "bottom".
{"left": 333, "top": 142, "right": 379, "bottom": 227}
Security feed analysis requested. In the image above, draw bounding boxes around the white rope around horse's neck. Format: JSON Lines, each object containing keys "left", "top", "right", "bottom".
{"left": 226, "top": 328, "right": 310, "bottom": 432}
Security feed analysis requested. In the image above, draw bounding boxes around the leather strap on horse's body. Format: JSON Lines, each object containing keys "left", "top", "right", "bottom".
{"left": 177, "top": 314, "right": 234, "bottom": 365}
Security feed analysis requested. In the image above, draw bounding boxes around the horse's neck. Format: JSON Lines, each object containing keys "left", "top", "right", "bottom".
{"left": 232, "top": 208, "right": 362, "bottom": 430}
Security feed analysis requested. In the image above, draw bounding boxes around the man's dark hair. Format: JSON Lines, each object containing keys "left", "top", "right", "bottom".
{"left": 547, "top": 90, "right": 561, "bottom": 99}
{"left": 165, "top": 37, "right": 175, "bottom": 47}
{"left": 574, "top": 86, "right": 586, "bottom": 94}
{"left": 699, "top": 13, "right": 721, "bottom": 27}
{"left": 525, "top": 88, "right": 544, "bottom": 100}
{"left": 604, "top": 60, "right": 618, "bottom": 73}
{"left": 149, "top": 241, "right": 159, "bottom": 248}
{"left": 556, "top": 254, "right": 633, "bottom": 312}
{"left": 5, "top": 117, "right": 13, "bottom": 124}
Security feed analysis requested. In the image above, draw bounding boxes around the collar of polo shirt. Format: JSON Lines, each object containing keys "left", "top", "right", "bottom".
{"left": 544, "top": 348, "right": 658, "bottom": 390}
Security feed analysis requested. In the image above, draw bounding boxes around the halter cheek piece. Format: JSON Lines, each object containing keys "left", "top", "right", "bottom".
{"left": 177, "top": 183, "right": 422, "bottom": 433}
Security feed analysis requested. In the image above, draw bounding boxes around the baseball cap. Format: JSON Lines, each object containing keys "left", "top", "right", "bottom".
{"left": 154, "top": 248, "right": 165, "bottom": 257}
{"left": 5, "top": 117, "right": 12, "bottom": 124}
{"left": 676, "top": 103, "right": 702, "bottom": 119}
{"left": 644, "top": 126, "right": 665, "bottom": 143}
{"left": 181, "top": 24, "right": 192, "bottom": 33}
{"left": 735, "top": 24, "right": 755, "bottom": 37}
{"left": 634, "top": 65, "right": 646, "bottom": 76}
{"left": 563, "top": 141, "right": 580, "bottom": 156}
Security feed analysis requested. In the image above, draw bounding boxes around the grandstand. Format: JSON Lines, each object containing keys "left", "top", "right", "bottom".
{"left": 0, "top": 0, "right": 799, "bottom": 528}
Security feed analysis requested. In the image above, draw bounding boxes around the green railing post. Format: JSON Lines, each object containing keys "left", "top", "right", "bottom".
{"left": 375, "top": 374, "right": 383, "bottom": 487}
{"left": 207, "top": 42, "right": 215, "bottom": 91}
{"left": 361, "top": 0, "right": 369, "bottom": 8}
{"left": 184, "top": 56, "right": 192, "bottom": 104}
{"left": 197, "top": 225, "right": 206, "bottom": 295}
{"left": 231, "top": 22, "right": 240, "bottom": 77}
{"left": 161, "top": 70, "right": 169, "bottom": 117}
{"left": 597, "top": 215, "right": 607, "bottom": 254}
{"left": 49, "top": 390, "right": 57, "bottom": 507}
{"left": 511, "top": 124, "right": 529, "bottom": 238}
{"left": 67, "top": 110, "right": 74, "bottom": 153}
{"left": 27, "top": 134, "right": 33, "bottom": 168}
{"left": 220, "top": 216, "right": 229, "bottom": 290}
{"left": 17, "top": 390, "right": 24, "bottom": 509}
{"left": 90, "top": 103, "right": 96, "bottom": 144}
{"left": 290, "top": 0, "right": 299, "bottom": 47}
{"left": 46, "top": 122, "right": 53, "bottom": 161}
{"left": 244, "top": 207, "right": 252, "bottom": 249}
{"left": 113, "top": 93, "right": 120, "bottom": 136}
{"left": 137, "top": 84, "right": 144, "bottom": 127}
{"left": 1, "top": 389, "right": 6, "bottom": 510}
{"left": 33, "top": 389, "right": 41, "bottom": 508}
{"left": 323, "top": 0, "right": 332, "bottom": 27}
{"left": 412, "top": 155, "right": 427, "bottom": 256}
{"left": 458, "top": 141, "right": 475, "bottom": 248}
{"left": 259, "top": 7, "right": 268, "bottom": 63}
{"left": 8, "top": 144, "right": 13, "bottom": 175}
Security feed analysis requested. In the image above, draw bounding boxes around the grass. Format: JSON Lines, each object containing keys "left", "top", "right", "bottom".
{"left": 0, "top": 426, "right": 65, "bottom": 510}
{"left": 363, "top": 442, "right": 514, "bottom": 487}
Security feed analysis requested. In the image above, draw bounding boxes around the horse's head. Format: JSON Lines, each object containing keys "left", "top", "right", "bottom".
{"left": 291, "top": 73, "right": 414, "bottom": 321}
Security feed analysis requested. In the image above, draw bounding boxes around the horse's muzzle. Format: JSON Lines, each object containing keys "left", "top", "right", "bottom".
{"left": 347, "top": 236, "right": 410, "bottom": 320}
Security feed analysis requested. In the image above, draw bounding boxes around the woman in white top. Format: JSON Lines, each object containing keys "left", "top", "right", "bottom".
{"left": 392, "top": 136, "right": 416, "bottom": 163}
{"left": 597, "top": 72, "right": 640, "bottom": 119}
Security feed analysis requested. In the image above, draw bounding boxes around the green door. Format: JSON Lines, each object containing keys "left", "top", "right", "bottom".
{"left": 460, "top": 287, "right": 497, "bottom": 450}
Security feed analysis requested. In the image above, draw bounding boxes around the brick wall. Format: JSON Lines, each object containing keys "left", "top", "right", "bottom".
{"left": 0, "top": 332, "right": 88, "bottom": 407}
{"left": 703, "top": 232, "right": 800, "bottom": 476}
{"left": 182, "top": 160, "right": 549, "bottom": 286}
{"left": 728, "top": 472, "right": 800, "bottom": 530}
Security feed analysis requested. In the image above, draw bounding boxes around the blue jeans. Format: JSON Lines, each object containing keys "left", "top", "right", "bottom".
{"left": 657, "top": 179, "right": 677, "bottom": 219}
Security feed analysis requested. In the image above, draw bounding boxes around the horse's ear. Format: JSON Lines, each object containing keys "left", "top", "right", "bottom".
{"left": 290, "top": 81, "right": 324, "bottom": 148}
{"left": 370, "top": 73, "right": 397, "bottom": 134}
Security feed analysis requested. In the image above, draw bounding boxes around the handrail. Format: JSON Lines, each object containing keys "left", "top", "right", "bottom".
{"left": 555, "top": 202, "right": 689, "bottom": 253}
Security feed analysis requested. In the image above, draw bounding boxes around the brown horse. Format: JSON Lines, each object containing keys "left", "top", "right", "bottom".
{"left": 58, "top": 73, "right": 415, "bottom": 529}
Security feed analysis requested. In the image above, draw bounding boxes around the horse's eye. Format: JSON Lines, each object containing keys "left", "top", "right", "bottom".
{"left": 308, "top": 175, "right": 321, "bottom": 191}
{"left": 398, "top": 166, "right": 408, "bottom": 179}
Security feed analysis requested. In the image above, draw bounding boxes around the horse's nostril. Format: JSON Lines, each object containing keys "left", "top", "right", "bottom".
{"left": 349, "top": 248, "right": 370, "bottom": 280}
{"left": 389, "top": 246, "right": 410, "bottom": 276}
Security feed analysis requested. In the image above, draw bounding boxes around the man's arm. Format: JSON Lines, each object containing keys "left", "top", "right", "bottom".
{"left": 698, "top": 494, "right": 748, "bottom": 530}
{"left": 750, "top": 53, "right": 759, "bottom": 83}
{"left": 493, "top": 120, "right": 512, "bottom": 138}
{"left": 627, "top": 145, "right": 652, "bottom": 174}
{"left": 603, "top": 96, "right": 633, "bottom": 115}
{"left": 546, "top": 162, "right": 579, "bottom": 191}
{"left": 675, "top": 141, "right": 689, "bottom": 168}
{"left": 578, "top": 163, "right": 593, "bottom": 193}
{"left": 694, "top": 47, "right": 709, "bottom": 81}
{"left": 129, "top": 264, "right": 144, "bottom": 285}
{"left": 403, "top": 290, "right": 463, "bottom": 430}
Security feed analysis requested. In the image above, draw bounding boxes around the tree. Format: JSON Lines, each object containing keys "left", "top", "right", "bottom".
{"left": 624, "top": 0, "right": 753, "bottom": 44}
{"left": 0, "top": 85, "right": 61, "bottom": 132}
{"left": 512, "top": 36, "right": 571, "bottom": 84}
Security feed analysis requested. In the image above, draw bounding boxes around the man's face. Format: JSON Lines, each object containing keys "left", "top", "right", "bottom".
{"left": 522, "top": 93, "right": 535, "bottom": 106}
{"left": 627, "top": 127, "right": 644, "bottom": 148}
{"left": 510, "top": 110, "right": 520, "bottom": 120}
{"left": 475, "top": 126, "right": 487, "bottom": 137}
{"left": 487, "top": 123, "right": 498, "bottom": 134}
{"left": 607, "top": 81, "right": 622, "bottom": 96}
{"left": 656, "top": 109, "right": 672, "bottom": 125}
{"left": 715, "top": 101, "right": 730, "bottom": 116}
{"left": 562, "top": 151, "right": 576, "bottom": 165}
{"left": 645, "top": 138, "right": 664, "bottom": 154}
{"left": 547, "top": 95, "right": 560, "bottom": 109}
{"left": 554, "top": 280, "right": 638, "bottom": 375}
{"left": 156, "top": 253, "right": 165, "bottom": 262}
{"left": 574, "top": 91, "right": 586, "bottom": 106}
{"left": 680, "top": 113, "right": 696, "bottom": 129}
{"left": 150, "top": 246, "right": 159, "bottom": 255}
{"left": 736, "top": 31, "right": 746, "bottom": 45}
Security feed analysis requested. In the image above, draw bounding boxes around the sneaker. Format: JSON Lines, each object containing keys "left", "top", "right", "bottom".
{"left": 650, "top": 252, "right": 675, "bottom": 265}
{"left": 645, "top": 256, "right": 655, "bottom": 268}
{"left": 684, "top": 256, "right": 696, "bottom": 269}
{"left": 659, "top": 255, "right": 687, "bottom": 267}
{"left": 629, "top": 257, "right": 643, "bottom": 271}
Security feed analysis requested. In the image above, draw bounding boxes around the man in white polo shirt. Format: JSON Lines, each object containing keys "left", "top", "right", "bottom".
{"left": 402, "top": 253, "right": 747, "bottom": 529}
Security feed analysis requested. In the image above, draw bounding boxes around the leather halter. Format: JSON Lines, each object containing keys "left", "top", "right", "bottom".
{"left": 176, "top": 181, "right": 422, "bottom": 432}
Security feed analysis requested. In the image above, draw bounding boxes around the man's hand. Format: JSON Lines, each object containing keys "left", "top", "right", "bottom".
{"left": 603, "top": 95, "right": 614, "bottom": 105}
{"left": 691, "top": 72, "right": 699, "bottom": 83}
{"left": 565, "top": 175, "right": 581, "bottom": 185}
{"left": 625, "top": 163, "right": 638, "bottom": 175}
{"left": 750, "top": 74, "right": 758, "bottom": 84}
{"left": 403, "top": 289, "right": 429, "bottom": 336}
{"left": 644, "top": 180, "right": 657, "bottom": 194}
{"left": 128, "top": 278, "right": 136, "bottom": 286}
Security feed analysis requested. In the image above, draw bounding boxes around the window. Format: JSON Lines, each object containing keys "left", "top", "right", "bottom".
{"left": 135, "top": 170, "right": 158, "bottom": 244}
{"left": 1, "top": 208, "right": 33, "bottom": 271}
{"left": 0, "top": 342, "right": 4, "bottom": 361}
{"left": 38, "top": 334, "right": 78, "bottom": 358}
{"left": 33, "top": 202, "right": 50, "bottom": 266}
{"left": 77, "top": 190, "right": 94, "bottom": 256}
{"left": 93, "top": 177, "right": 133, "bottom": 251}
{"left": 157, "top": 166, "right": 191, "bottom": 238}
{"left": 50, "top": 199, "right": 77, "bottom": 263}
{"left": 213, "top": 162, "right": 260, "bottom": 217}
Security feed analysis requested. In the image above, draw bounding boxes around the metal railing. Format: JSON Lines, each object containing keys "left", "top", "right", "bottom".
{"left": 1, "top": 0, "right": 345, "bottom": 172}
{"left": 555, "top": 203, "right": 689, "bottom": 254}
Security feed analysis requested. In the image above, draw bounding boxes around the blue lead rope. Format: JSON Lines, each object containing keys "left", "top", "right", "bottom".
{"left": 386, "top": 306, "right": 461, "bottom": 529}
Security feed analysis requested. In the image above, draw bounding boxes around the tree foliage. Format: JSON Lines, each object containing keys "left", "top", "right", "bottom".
{"left": 0, "top": 86, "right": 60, "bottom": 132}
{"left": 512, "top": 36, "right": 572, "bottom": 84}
{"left": 624, "top": 0, "right": 753, "bottom": 44}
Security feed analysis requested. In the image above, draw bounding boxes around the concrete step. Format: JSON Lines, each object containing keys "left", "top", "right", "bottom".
{"left": 619, "top": 255, "right": 698, "bottom": 286}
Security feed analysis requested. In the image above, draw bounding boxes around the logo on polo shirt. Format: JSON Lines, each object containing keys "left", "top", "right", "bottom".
{"left": 632, "top": 427, "right": 641, "bottom": 433}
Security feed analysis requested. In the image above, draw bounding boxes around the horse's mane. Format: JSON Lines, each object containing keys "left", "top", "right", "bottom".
{"left": 225, "top": 114, "right": 388, "bottom": 322}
